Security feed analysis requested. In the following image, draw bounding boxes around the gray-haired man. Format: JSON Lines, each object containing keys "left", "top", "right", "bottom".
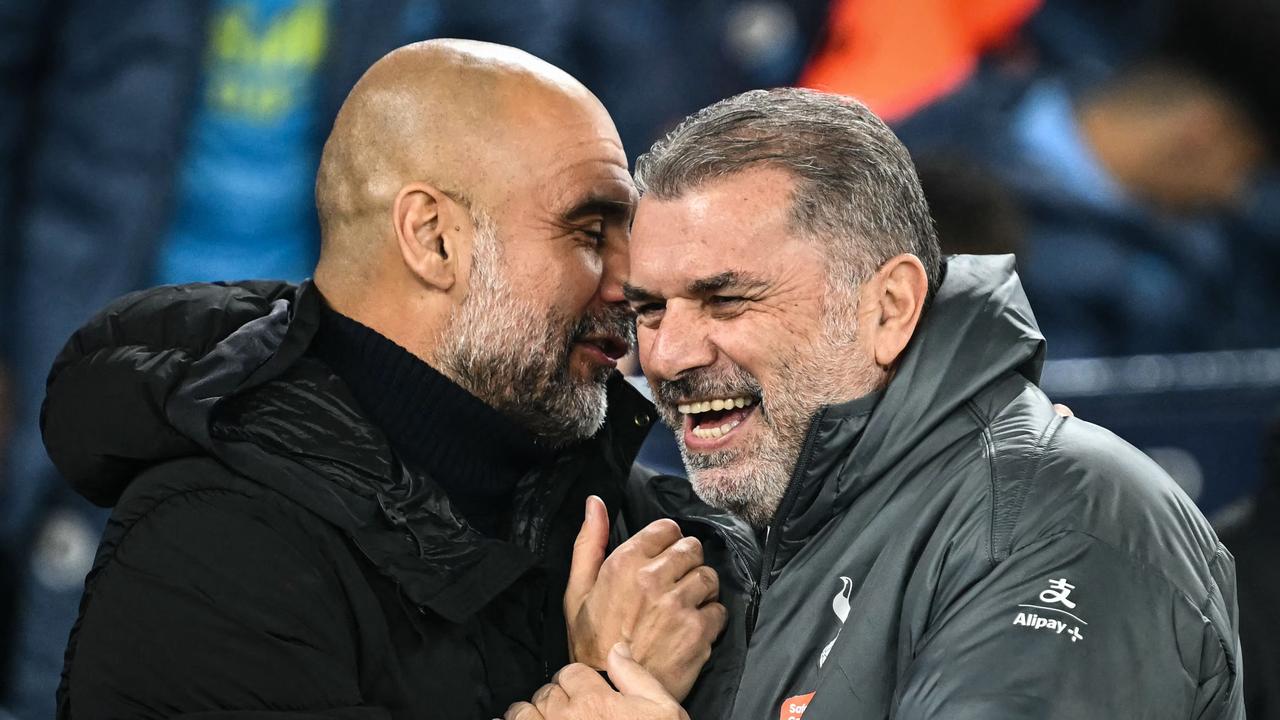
{"left": 508, "top": 88, "right": 1244, "bottom": 719}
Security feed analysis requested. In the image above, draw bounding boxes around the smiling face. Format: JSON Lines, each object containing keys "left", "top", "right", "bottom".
{"left": 435, "top": 86, "right": 638, "bottom": 446}
{"left": 627, "top": 167, "right": 885, "bottom": 526}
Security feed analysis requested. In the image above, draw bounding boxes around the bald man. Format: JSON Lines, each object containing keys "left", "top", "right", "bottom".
{"left": 41, "top": 41, "right": 737, "bottom": 720}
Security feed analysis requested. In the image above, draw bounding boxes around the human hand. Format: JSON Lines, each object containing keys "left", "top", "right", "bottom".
{"left": 505, "top": 643, "right": 690, "bottom": 720}
{"left": 563, "top": 497, "right": 726, "bottom": 701}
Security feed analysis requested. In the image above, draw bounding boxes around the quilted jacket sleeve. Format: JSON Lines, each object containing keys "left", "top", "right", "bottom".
{"left": 61, "top": 476, "right": 390, "bottom": 720}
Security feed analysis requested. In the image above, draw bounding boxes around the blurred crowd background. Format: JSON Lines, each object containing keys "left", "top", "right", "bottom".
{"left": 2, "top": 1, "right": 1279, "bottom": 718}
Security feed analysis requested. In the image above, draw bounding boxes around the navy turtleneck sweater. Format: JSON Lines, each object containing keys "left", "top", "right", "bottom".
{"left": 308, "top": 302, "right": 555, "bottom": 537}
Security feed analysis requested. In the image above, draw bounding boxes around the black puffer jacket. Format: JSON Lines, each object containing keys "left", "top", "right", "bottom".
{"left": 42, "top": 281, "right": 750, "bottom": 720}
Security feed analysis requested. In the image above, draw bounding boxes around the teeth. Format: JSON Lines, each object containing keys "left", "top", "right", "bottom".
{"left": 677, "top": 396, "right": 756, "bottom": 416}
{"left": 691, "top": 419, "right": 742, "bottom": 439}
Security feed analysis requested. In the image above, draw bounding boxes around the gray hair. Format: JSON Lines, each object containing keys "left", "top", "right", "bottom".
{"left": 634, "top": 87, "right": 942, "bottom": 301}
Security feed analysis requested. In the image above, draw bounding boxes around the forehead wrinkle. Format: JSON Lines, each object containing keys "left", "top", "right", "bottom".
{"left": 547, "top": 127, "right": 626, "bottom": 150}
{"left": 546, "top": 154, "right": 632, "bottom": 185}
{"left": 546, "top": 165, "right": 637, "bottom": 220}
{"left": 515, "top": 162, "right": 633, "bottom": 230}
{"left": 533, "top": 129, "right": 628, "bottom": 174}
{"left": 687, "top": 270, "right": 770, "bottom": 295}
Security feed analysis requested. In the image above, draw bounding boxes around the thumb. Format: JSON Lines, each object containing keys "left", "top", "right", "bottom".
{"left": 606, "top": 642, "right": 673, "bottom": 702}
{"left": 565, "top": 495, "right": 609, "bottom": 612}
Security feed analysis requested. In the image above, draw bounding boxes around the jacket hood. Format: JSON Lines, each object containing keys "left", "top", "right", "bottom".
{"left": 771, "top": 255, "right": 1045, "bottom": 567}
{"left": 854, "top": 254, "right": 1044, "bottom": 481}
{"left": 42, "top": 280, "right": 653, "bottom": 620}
{"left": 42, "top": 281, "right": 302, "bottom": 502}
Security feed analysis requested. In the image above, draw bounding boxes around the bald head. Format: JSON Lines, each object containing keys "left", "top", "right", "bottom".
{"left": 308, "top": 41, "right": 635, "bottom": 445}
{"left": 314, "top": 39, "right": 614, "bottom": 285}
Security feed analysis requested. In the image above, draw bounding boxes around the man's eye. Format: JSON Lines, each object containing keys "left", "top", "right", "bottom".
{"left": 633, "top": 302, "right": 665, "bottom": 317}
{"left": 578, "top": 227, "right": 606, "bottom": 248}
{"left": 710, "top": 295, "right": 744, "bottom": 306}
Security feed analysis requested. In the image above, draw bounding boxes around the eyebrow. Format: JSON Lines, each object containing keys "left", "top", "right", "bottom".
{"left": 623, "top": 283, "right": 661, "bottom": 303}
{"left": 561, "top": 191, "right": 637, "bottom": 223}
{"left": 686, "top": 271, "right": 769, "bottom": 295}
{"left": 623, "top": 270, "right": 770, "bottom": 303}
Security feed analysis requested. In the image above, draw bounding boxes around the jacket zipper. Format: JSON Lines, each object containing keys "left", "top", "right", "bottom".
{"left": 526, "top": 471, "right": 558, "bottom": 680}
{"left": 679, "top": 515, "right": 757, "bottom": 591}
{"left": 744, "top": 408, "right": 827, "bottom": 644}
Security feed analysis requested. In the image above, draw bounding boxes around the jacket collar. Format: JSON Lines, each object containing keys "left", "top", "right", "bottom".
{"left": 759, "top": 391, "right": 878, "bottom": 586}
{"left": 167, "top": 281, "right": 654, "bottom": 621}
{"left": 763, "top": 256, "right": 1045, "bottom": 580}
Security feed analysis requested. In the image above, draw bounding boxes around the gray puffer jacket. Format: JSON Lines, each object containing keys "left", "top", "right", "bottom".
{"left": 692, "top": 255, "right": 1242, "bottom": 719}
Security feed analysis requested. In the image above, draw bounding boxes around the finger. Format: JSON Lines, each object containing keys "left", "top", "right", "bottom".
{"left": 565, "top": 496, "right": 610, "bottom": 613}
{"left": 552, "top": 662, "right": 610, "bottom": 697}
{"left": 606, "top": 642, "right": 677, "bottom": 702}
{"left": 504, "top": 701, "right": 544, "bottom": 720}
{"left": 670, "top": 564, "right": 719, "bottom": 607}
{"left": 621, "top": 518, "right": 683, "bottom": 559}
{"left": 641, "top": 535, "right": 704, "bottom": 588}
{"left": 531, "top": 682, "right": 570, "bottom": 716}
{"left": 1053, "top": 403, "right": 1074, "bottom": 418}
{"left": 699, "top": 601, "right": 728, "bottom": 641}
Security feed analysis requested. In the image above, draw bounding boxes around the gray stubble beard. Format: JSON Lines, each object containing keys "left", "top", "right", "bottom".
{"left": 435, "top": 216, "right": 633, "bottom": 447}
{"left": 656, "top": 282, "right": 881, "bottom": 528}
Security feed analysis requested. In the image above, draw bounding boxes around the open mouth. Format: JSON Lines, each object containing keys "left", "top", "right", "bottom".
{"left": 575, "top": 335, "right": 629, "bottom": 366}
{"left": 679, "top": 395, "right": 758, "bottom": 442}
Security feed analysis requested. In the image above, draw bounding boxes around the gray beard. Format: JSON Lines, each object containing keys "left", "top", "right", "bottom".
{"left": 655, "top": 365, "right": 799, "bottom": 528}
{"left": 435, "top": 218, "right": 632, "bottom": 447}
{"left": 655, "top": 284, "right": 880, "bottom": 528}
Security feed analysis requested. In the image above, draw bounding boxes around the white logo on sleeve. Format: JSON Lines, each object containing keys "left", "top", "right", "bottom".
{"left": 1039, "top": 578, "right": 1077, "bottom": 608}
{"left": 1012, "top": 577, "right": 1087, "bottom": 643}
{"left": 817, "top": 576, "right": 853, "bottom": 668}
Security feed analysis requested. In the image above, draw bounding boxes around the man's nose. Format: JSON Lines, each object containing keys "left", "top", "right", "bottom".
{"left": 599, "top": 242, "right": 628, "bottom": 306}
{"left": 644, "top": 305, "right": 717, "bottom": 379}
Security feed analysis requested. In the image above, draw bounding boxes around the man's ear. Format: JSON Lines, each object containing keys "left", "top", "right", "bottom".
{"left": 863, "top": 253, "right": 928, "bottom": 368}
{"left": 393, "top": 182, "right": 469, "bottom": 292}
